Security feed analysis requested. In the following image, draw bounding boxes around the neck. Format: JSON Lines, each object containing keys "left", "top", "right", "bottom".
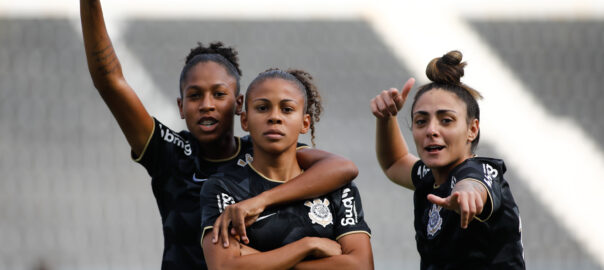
{"left": 431, "top": 154, "right": 473, "bottom": 186}
{"left": 199, "top": 132, "right": 238, "bottom": 160}
{"left": 250, "top": 144, "right": 301, "bottom": 182}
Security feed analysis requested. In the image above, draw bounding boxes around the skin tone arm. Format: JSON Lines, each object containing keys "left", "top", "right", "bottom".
{"left": 212, "top": 148, "right": 359, "bottom": 246}
{"left": 371, "top": 78, "right": 486, "bottom": 228}
{"left": 371, "top": 78, "right": 418, "bottom": 190}
{"left": 80, "top": 0, "right": 153, "bottom": 156}
{"left": 293, "top": 234, "right": 373, "bottom": 270}
{"left": 202, "top": 230, "right": 342, "bottom": 270}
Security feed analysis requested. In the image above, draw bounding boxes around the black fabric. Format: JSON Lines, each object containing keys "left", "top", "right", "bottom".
{"left": 134, "top": 118, "right": 253, "bottom": 270}
{"left": 411, "top": 157, "right": 525, "bottom": 270}
{"left": 200, "top": 165, "right": 371, "bottom": 252}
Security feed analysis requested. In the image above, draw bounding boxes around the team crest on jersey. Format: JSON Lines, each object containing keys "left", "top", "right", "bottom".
{"left": 427, "top": 204, "right": 443, "bottom": 238}
{"left": 304, "top": 198, "right": 333, "bottom": 228}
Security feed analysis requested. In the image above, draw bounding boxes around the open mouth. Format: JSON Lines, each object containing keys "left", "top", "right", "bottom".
{"left": 198, "top": 117, "right": 218, "bottom": 126}
{"left": 425, "top": 145, "right": 445, "bottom": 153}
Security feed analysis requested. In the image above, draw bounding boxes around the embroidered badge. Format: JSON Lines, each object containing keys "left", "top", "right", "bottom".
{"left": 427, "top": 204, "right": 443, "bottom": 238}
{"left": 304, "top": 198, "right": 333, "bottom": 227}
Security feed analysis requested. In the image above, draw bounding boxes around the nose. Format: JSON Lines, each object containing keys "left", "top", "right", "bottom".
{"left": 267, "top": 108, "right": 282, "bottom": 125}
{"left": 426, "top": 121, "right": 438, "bottom": 138}
{"left": 199, "top": 95, "right": 216, "bottom": 112}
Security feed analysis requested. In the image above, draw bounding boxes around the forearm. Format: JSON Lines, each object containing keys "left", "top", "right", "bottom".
{"left": 293, "top": 254, "right": 371, "bottom": 270}
{"left": 375, "top": 117, "right": 409, "bottom": 171}
{"left": 293, "top": 235, "right": 373, "bottom": 270}
{"left": 203, "top": 234, "right": 315, "bottom": 270}
{"left": 259, "top": 152, "right": 357, "bottom": 206}
{"left": 80, "top": 0, "right": 125, "bottom": 89}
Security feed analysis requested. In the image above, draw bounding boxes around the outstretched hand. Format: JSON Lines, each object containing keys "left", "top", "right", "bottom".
{"left": 212, "top": 196, "right": 266, "bottom": 247}
{"left": 427, "top": 180, "right": 487, "bottom": 229}
{"left": 371, "top": 77, "right": 415, "bottom": 119}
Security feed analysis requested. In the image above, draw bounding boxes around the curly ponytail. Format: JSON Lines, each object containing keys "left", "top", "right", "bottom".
{"left": 246, "top": 68, "right": 323, "bottom": 147}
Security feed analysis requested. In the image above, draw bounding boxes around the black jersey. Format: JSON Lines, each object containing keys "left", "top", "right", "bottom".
{"left": 134, "top": 118, "right": 253, "bottom": 270}
{"left": 411, "top": 157, "right": 525, "bottom": 270}
{"left": 200, "top": 164, "right": 371, "bottom": 253}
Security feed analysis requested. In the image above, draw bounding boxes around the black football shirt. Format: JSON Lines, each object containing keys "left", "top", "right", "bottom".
{"left": 411, "top": 157, "right": 525, "bottom": 270}
{"left": 134, "top": 118, "right": 253, "bottom": 270}
{"left": 200, "top": 164, "right": 371, "bottom": 253}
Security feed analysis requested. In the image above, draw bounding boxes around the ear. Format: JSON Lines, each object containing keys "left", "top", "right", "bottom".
{"left": 177, "top": 97, "right": 185, "bottom": 119}
{"left": 467, "top": 118, "right": 479, "bottom": 142}
{"left": 235, "top": 94, "right": 244, "bottom": 115}
{"left": 240, "top": 110, "right": 249, "bottom": 132}
{"left": 300, "top": 114, "right": 311, "bottom": 134}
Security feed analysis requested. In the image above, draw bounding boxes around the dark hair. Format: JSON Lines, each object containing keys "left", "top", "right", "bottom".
{"left": 411, "top": 50, "right": 483, "bottom": 153}
{"left": 179, "top": 42, "right": 241, "bottom": 96}
{"left": 245, "top": 68, "right": 323, "bottom": 147}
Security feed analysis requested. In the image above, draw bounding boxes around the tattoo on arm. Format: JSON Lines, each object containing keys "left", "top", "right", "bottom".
{"left": 92, "top": 44, "right": 119, "bottom": 75}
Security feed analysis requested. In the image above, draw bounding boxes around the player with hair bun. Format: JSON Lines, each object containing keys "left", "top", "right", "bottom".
{"left": 80, "top": 1, "right": 359, "bottom": 269}
{"left": 372, "top": 51, "right": 525, "bottom": 269}
{"left": 201, "top": 68, "right": 374, "bottom": 270}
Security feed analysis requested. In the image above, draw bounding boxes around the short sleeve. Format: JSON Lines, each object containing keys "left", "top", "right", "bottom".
{"left": 200, "top": 177, "right": 238, "bottom": 239}
{"left": 411, "top": 160, "right": 430, "bottom": 188}
{"left": 132, "top": 117, "right": 193, "bottom": 178}
{"left": 454, "top": 159, "right": 504, "bottom": 221}
{"left": 332, "top": 182, "right": 371, "bottom": 240}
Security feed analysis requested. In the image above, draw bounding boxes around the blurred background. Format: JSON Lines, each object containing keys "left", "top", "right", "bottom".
{"left": 1, "top": 0, "right": 603, "bottom": 269}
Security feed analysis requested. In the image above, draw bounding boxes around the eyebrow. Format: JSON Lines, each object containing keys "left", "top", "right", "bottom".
{"left": 252, "top": 98, "right": 298, "bottom": 104}
{"left": 185, "top": 83, "right": 228, "bottom": 92}
{"left": 412, "top": 109, "right": 457, "bottom": 116}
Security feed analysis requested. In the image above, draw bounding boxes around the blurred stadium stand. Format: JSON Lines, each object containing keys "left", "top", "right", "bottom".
{"left": 0, "top": 15, "right": 602, "bottom": 270}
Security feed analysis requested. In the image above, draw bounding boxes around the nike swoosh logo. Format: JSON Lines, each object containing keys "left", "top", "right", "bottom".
{"left": 192, "top": 173, "right": 207, "bottom": 183}
{"left": 255, "top": 212, "right": 277, "bottom": 222}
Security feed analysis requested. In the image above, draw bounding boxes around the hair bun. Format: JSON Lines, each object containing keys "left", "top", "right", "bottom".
{"left": 426, "top": 50, "right": 466, "bottom": 85}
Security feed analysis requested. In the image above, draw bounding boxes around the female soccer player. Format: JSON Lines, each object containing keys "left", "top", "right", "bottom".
{"left": 80, "top": 1, "right": 358, "bottom": 269}
{"left": 371, "top": 51, "right": 525, "bottom": 269}
{"left": 200, "top": 69, "right": 374, "bottom": 270}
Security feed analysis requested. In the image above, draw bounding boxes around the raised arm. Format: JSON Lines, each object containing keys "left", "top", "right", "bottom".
{"left": 371, "top": 78, "right": 419, "bottom": 190}
{"left": 80, "top": 0, "right": 153, "bottom": 155}
{"left": 202, "top": 232, "right": 341, "bottom": 270}
{"left": 212, "top": 149, "right": 358, "bottom": 246}
{"left": 293, "top": 233, "right": 373, "bottom": 270}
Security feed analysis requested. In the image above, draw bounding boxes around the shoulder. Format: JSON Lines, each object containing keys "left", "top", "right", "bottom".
{"left": 453, "top": 157, "right": 506, "bottom": 184}
{"left": 411, "top": 160, "right": 432, "bottom": 188}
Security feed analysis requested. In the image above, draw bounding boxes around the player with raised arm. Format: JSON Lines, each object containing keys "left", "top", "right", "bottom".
{"left": 80, "top": 1, "right": 358, "bottom": 269}
{"left": 371, "top": 51, "right": 524, "bottom": 269}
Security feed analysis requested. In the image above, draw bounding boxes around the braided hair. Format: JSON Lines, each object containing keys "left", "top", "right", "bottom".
{"left": 246, "top": 68, "right": 323, "bottom": 147}
{"left": 179, "top": 42, "right": 241, "bottom": 96}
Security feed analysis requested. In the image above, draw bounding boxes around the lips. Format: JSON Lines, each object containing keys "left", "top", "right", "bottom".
{"left": 424, "top": 144, "right": 445, "bottom": 153}
{"left": 197, "top": 117, "right": 218, "bottom": 132}
{"left": 263, "top": 129, "right": 285, "bottom": 140}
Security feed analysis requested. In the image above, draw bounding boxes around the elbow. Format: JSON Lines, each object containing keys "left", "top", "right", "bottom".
{"left": 341, "top": 158, "right": 359, "bottom": 181}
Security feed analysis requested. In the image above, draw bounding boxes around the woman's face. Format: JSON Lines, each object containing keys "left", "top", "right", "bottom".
{"left": 411, "top": 89, "right": 478, "bottom": 170}
{"left": 241, "top": 78, "right": 310, "bottom": 155}
{"left": 178, "top": 61, "right": 242, "bottom": 144}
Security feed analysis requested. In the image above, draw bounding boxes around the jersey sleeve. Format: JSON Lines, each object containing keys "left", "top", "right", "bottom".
{"left": 131, "top": 117, "right": 193, "bottom": 178}
{"left": 411, "top": 160, "right": 430, "bottom": 189}
{"left": 332, "top": 182, "right": 371, "bottom": 240}
{"left": 455, "top": 159, "right": 504, "bottom": 222}
{"left": 200, "top": 177, "right": 238, "bottom": 240}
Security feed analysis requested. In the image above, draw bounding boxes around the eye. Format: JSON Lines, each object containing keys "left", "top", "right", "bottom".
{"left": 282, "top": 107, "right": 294, "bottom": 113}
{"left": 187, "top": 93, "right": 200, "bottom": 99}
{"left": 213, "top": 91, "right": 227, "bottom": 98}
{"left": 255, "top": 104, "right": 268, "bottom": 112}
{"left": 441, "top": 118, "right": 453, "bottom": 124}
{"left": 414, "top": 119, "right": 426, "bottom": 126}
